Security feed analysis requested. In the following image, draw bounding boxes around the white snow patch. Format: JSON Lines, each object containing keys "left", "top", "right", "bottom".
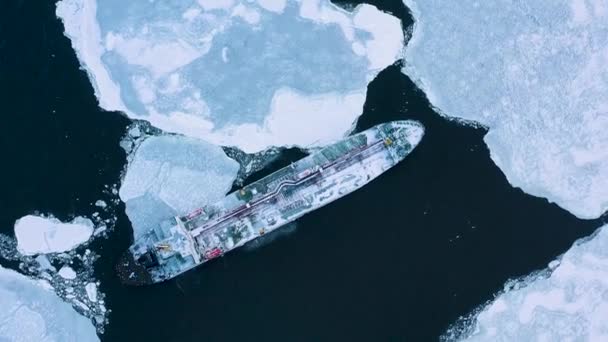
{"left": 14, "top": 215, "right": 94, "bottom": 255}
{"left": 0, "top": 265, "right": 98, "bottom": 341}
{"left": 183, "top": 7, "right": 202, "bottom": 21}
{"left": 198, "top": 0, "right": 235, "bottom": 11}
{"left": 217, "top": 88, "right": 367, "bottom": 152}
{"left": 352, "top": 4, "right": 404, "bottom": 71}
{"left": 571, "top": 0, "right": 591, "bottom": 24}
{"left": 221, "top": 47, "right": 229, "bottom": 62}
{"left": 105, "top": 34, "right": 203, "bottom": 77}
{"left": 403, "top": 0, "right": 608, "bottom": 219}
{"left": 257, "top": 0, "right": 286, "bottom": 13}
{"left": 455, "top": 225, "right": 608, "bottom": 341}
{"left": 232, "top": 4, "right": 261, "bottom": 24}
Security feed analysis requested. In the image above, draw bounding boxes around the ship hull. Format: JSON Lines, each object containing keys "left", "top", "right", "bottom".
{"left": 117, "top": 120, "right": 424, "bottom": 285}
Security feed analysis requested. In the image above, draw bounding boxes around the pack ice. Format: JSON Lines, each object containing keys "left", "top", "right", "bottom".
{"left": 0, "top": 265, "right": 98, "bottom": 342}
{"left": 450, "top": 224, "right": 608, "bottom": 341}
{"left": 403, "top": 0, "right": 608, "bottom": 219}
{"left": 120, "top": 135, "right": 239, "bottom": 238}
{"left": 14, "top": 215, "right": 94, "bottom": 255}
{"left": 56, "top": 0, "right": 404, "bottom": 152}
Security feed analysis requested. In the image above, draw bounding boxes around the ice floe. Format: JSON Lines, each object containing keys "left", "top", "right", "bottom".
{"left": 35, "top": 255, "right": 56, "bottom": 272}
{"left": 14, "top": 215, "right": 94, "bottom": 255}
{"left": 85, "top": 282, "right": 98, "bottom": 302}
{"left": 94, "top": 199, "right": 106, "bottom": 208}
{"left": 58, "top": 266, "right": 77, "bottom": 280}
{"left": 447, "top": 224, "right": 608, "bottom": 341}
{"left": 403, "top": 0, "right": 608, "bottom": 219}
{"left": 0, "top": 264, "right": 99, "bottom": 341}
{"left": 120, "top": 134, "right": 239, "bottom": 238}
{"left": 56, "top": 0, "right": 404, "bottom": 152}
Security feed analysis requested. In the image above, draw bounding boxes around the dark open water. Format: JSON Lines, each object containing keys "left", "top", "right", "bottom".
{"left": 0, "top": 0, "right": 605, "bottom": 341}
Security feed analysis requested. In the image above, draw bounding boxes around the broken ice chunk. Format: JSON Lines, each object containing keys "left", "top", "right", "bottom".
{"left": 14, "top": 215, "right": 94, "bottom": 255}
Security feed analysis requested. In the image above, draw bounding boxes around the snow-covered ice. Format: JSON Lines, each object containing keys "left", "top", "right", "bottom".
{"left": 403, "top": 0, "right": 608, "bottom": 219}
{"left": 58, "top": 266, "right": 77, "bottom": 280}
{"left": 0, "top": 265, "right": 98, "bottom": 341}
{"left": 85, "top": 283, "right": 98, "bottom": 302}
{"left": 94, "top": 199, "right": 106, "bottom": 208}
{"left": 56, "top": 0, "right": 404, "bottom": 152}
{"left": 35, "top": 255, "right": 56, "bottom": 272}
{"left": 14, "top": 215, "right": 94, "bottom": 255}
{"left": 120, "top": 135, "right": 239, "bottom": 238}
{"left": 449, "top": 224, "right": 608, "bottom": 341}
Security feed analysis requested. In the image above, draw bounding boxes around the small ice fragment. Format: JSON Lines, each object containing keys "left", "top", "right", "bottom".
{"left": 94, "top": 200, "right": 107, "bottom": 208}
{"left": 35, "top": 255, "right": 56, "bottom": 271}
{"left": 58, "top": 266, "right": 77, "bottom": 280}
{"left": 128, "top": 126, "right": 141, "bottom": 138}
{"left": 73, "top": 299, "right": 90, "bottom": 311}
{"left": 548, "top": 260, "right": 560, "bottom": 270}
{"left": 93, "top": 225, "right": 107, "bottom": 236}
{"left": 85, "top": 283, "right": 98, "bottom": 302}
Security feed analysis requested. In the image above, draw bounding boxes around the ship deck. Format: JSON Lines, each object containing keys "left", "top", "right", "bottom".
{"left": 183, "top": 125, "right": 406, "bottom": 258}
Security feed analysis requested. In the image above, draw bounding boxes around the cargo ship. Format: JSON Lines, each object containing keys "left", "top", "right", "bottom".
{"left": 117, "top": 120, "right": 424, "bottom": 285}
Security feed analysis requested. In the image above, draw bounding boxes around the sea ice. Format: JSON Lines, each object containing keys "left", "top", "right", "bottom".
{"left": 0, "top": 265, "right": 98, "bottom": 341}
{"left": 56, "top": 0, "right": 404, "bottom": 152}
{"left": 450, "top": 224, "right": 608, "bottom": 341}
{"left": 35, "top": 255, "right": 56, "bottom": 272}
{"left": 94, "top": 200, "right": 106, "bottom": 208}
{"left": 58, "top": 266, "right": 77, "bottom": 280}
{"left": 14, "top": 215, "right": 94, "bottom": 255}
{"left": 85, "top": 283, "right": 98, "bottom": 302}
{"left": 120, "top": 135, "right": 239, "bottom": 238}
{"left": 403, "top": 0, "right": 608, "bottom": 219}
